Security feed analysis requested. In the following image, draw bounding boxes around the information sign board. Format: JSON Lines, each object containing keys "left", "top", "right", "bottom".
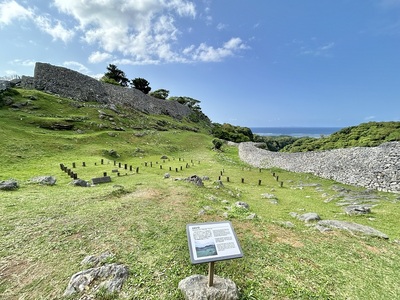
{"left": 186, "top": 221, "right": 243, "bottom": 264}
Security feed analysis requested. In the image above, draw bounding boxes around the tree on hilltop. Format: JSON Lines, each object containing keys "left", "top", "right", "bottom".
{"left": 169, "top": 96, "right": 211, "bottom": 124}
{"left": 102, "top": 64, "right": 129, "bottom": 87}
{"left": 169, "top": 96, "right": 201, "bottom": 111}
{"left": 150, "top": 89, "right": 169, "bottom": 99}
{"left": 131, "top": 77, "right": 151, "bottom": 94}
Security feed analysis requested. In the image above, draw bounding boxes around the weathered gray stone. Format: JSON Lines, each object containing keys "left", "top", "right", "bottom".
{"left": 235, "top": 201, "right": 249, "bottom": 209}
{"left": 81, "top": 251, "right": 113, "bottom": 267}
{"left": 29, "top": 176, "right": 56, "bottom": 186}
{"left": 178, "top": 275, "right": 239, "bottom": 300}
{"left": 0, "top": 179, "right": 19, "bottom": 190}
{"left": 261, "top": 193, "right": 277, "bottom": 199}
{"left": 317, "top": 220, "right": 389, "bottom": 239}
{"left": 296, "top": 212, "right": 321, "bottom": 222}
{"left": 344, "top": 205, "right": 371, "bottom": 215}
{"left": 64, "top": 263, "right": 128, "bottom": 296}
{"left": 72, "top": 179, "right": 90, "bottom": 187}
{"left": 186, "top": 175, "right": 204, "bottom": 187}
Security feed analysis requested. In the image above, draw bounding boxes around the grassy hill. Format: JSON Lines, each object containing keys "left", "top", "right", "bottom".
{"left": 252, "top": 122, "right": 400, "bottom": 153}
{"left": 1, "top": 89, "right": 400, "bottom": 299}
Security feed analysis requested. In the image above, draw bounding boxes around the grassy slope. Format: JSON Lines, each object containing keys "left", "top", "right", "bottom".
{"left": 1, "top": 89, "right": 400, "bottom": 300}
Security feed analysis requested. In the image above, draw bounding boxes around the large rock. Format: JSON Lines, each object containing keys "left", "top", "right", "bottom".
{"left": 0, "top": 179, "right": 19, "bottom": 190}
{"left": 344, "top": 205, "right": 371, "bottom": 215}
{"left": 64, "top": 263, "right": 129, "bottom": 296}
{"left": 178, "top": 275, "right": 239, "bottom": 300}
{"left": 186, "top": 175, "right": 204, "bottom": 187}
{"left": 290, "top": 212, "right": 321, "bottom": 222}
{"left": 317, "top": 220, "right": 389, "bottom": 239}
{"left": 29, "top": 176, "right": 56, "bottom": 185}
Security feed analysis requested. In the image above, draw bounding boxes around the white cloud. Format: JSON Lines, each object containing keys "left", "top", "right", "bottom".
{"left": 295, "top": 39, "right": 335, "bottom": 57}
{"left": 364, "top": 116, "right": 376, "bottom": 121}
{"left": 51, "top": 0, "right": 247, "bottom": 64}
{"left": 63, "top": 61, "right": 89, "bottom": 74}
{"left": 0, "top": 0, "right": 32, "bottom": 26}
{"left": 216, "top": 23, "right": 227, "bottom": 31}
{"left": 0, "top": 1, "right": 74, "bottom": 42}
{"left": 88, "top": 51, "right": 113, "bottom": 64}
{"left": 34, "top": 15, "right": 75, "bottom": 43}
{"left": 10, "top": 59, "right": 36, "bottom": 67}
{"left": 1, "top": 0, "right": 249, "bottom": 65}
{"left": 184, "top": 37, "right": 248, "bottom": 62}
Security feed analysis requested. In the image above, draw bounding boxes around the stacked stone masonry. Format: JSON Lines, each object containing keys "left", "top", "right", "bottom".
{"left": 239, "top": 142, "right": 400, "bottom": 193}
{"left": 21, "top": 62, "right": 191, "bottom": 119}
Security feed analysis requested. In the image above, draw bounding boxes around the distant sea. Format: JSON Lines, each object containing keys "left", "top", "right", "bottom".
{"left": 251, "top": 127, "right": 342, "bottom": 138}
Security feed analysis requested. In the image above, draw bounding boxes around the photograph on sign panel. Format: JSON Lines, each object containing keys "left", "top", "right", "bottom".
{"left": 195, "top": 238, "right": 218, "bottom": 258}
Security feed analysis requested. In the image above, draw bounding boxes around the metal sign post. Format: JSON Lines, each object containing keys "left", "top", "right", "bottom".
{"left": 186, "top": 221, "right": 243, "bottom": 287}
{"left": 208, "top": 261, "right": 215, "bottom": 287}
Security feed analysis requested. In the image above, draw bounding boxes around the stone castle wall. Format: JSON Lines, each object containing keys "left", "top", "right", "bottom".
{"left": 239, "top": 142, "right": 400, "bottom": 193}
{"left": 21, "top": 62, "right": 191, "bottom": 119}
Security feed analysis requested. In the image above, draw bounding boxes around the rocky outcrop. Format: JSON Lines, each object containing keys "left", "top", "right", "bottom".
{"left": 21, "top": 62, "right": 192, "bottom": 119}
{"left": 239, "top": 142, "right": 400, "bottom": 193}
{"left": 178, "top": 275, "right": 239, "bottom": 300}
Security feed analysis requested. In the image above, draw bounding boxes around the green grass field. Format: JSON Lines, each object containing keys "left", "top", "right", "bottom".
{"left": 1, "top": 89, "right": 400, "bottom": 299}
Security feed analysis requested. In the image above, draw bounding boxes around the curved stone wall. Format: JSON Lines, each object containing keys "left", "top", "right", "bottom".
{"left": 239, "top": 142, "right": 400, "bottom": 193}
{"left": 24, "top": 62, "right": 191, "bottom": 119}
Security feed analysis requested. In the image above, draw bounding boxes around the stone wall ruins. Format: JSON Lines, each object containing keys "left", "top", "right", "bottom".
{"left": 239, "top": 142, "right": 400, "bottom": 193}
{"left": 21, "top": 62, "right": 191, "bottom": 119}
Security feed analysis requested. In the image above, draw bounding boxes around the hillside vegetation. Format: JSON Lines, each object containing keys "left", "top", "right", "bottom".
{"left": 1, "top": 88, "right": 400, "bottom": 300}
{"left": 252, "top": 122, "right": 400, "bottom": 152}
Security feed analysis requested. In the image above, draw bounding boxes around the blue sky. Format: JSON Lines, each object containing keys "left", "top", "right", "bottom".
{"left": 1, "top": 0, "right": 399, "bottom": 127}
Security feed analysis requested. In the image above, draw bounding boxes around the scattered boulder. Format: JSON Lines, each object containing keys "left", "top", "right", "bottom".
{"left": 344, "top": 205, "right": 371, "bottom": 215}
{"left": 64, "top": 252, "right": 128, "bottom": 297}
{"left": 72, "top": 179, "right": 90, "bottom": 187}
{"left": 291, "top": 212, "right": 321, "bottom": 222}
{"left": 164, "top": 173, "right": 171, "bottom": 179}
{"left": 299, "top": 212, "right": 321, "bottom": 222}
{"left": 235, "top": 201, "right": 249, "bottom": 209}
{"left": 64, "top": 263, "right": 128, "bottom": 297}
{"left": 186, "top": 175, "right": 204, "bottom": 187}
{"left": 29, "top": 176, "right": 56, "bottom": 186}
{"left": 108, "top": 149, "right": 119, "bottom": 158}
{"left": 178, "top": 274, "right": 239, "bottom": 300}
{"left": 261, "top": 193, "right": 277, "bottom": 199}
{"left": 0, "top": 179, "right": 19, "bottom": 191}
{"left": 160, "top": 155, "right": 168, "bottom": 159}
{"left": 317, "top": 220, "right": 389, "bottom": 239}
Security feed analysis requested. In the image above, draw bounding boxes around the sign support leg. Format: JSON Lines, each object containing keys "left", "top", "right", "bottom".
{"left": 208, "top": 261, "right": 215, "bottom": 287}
